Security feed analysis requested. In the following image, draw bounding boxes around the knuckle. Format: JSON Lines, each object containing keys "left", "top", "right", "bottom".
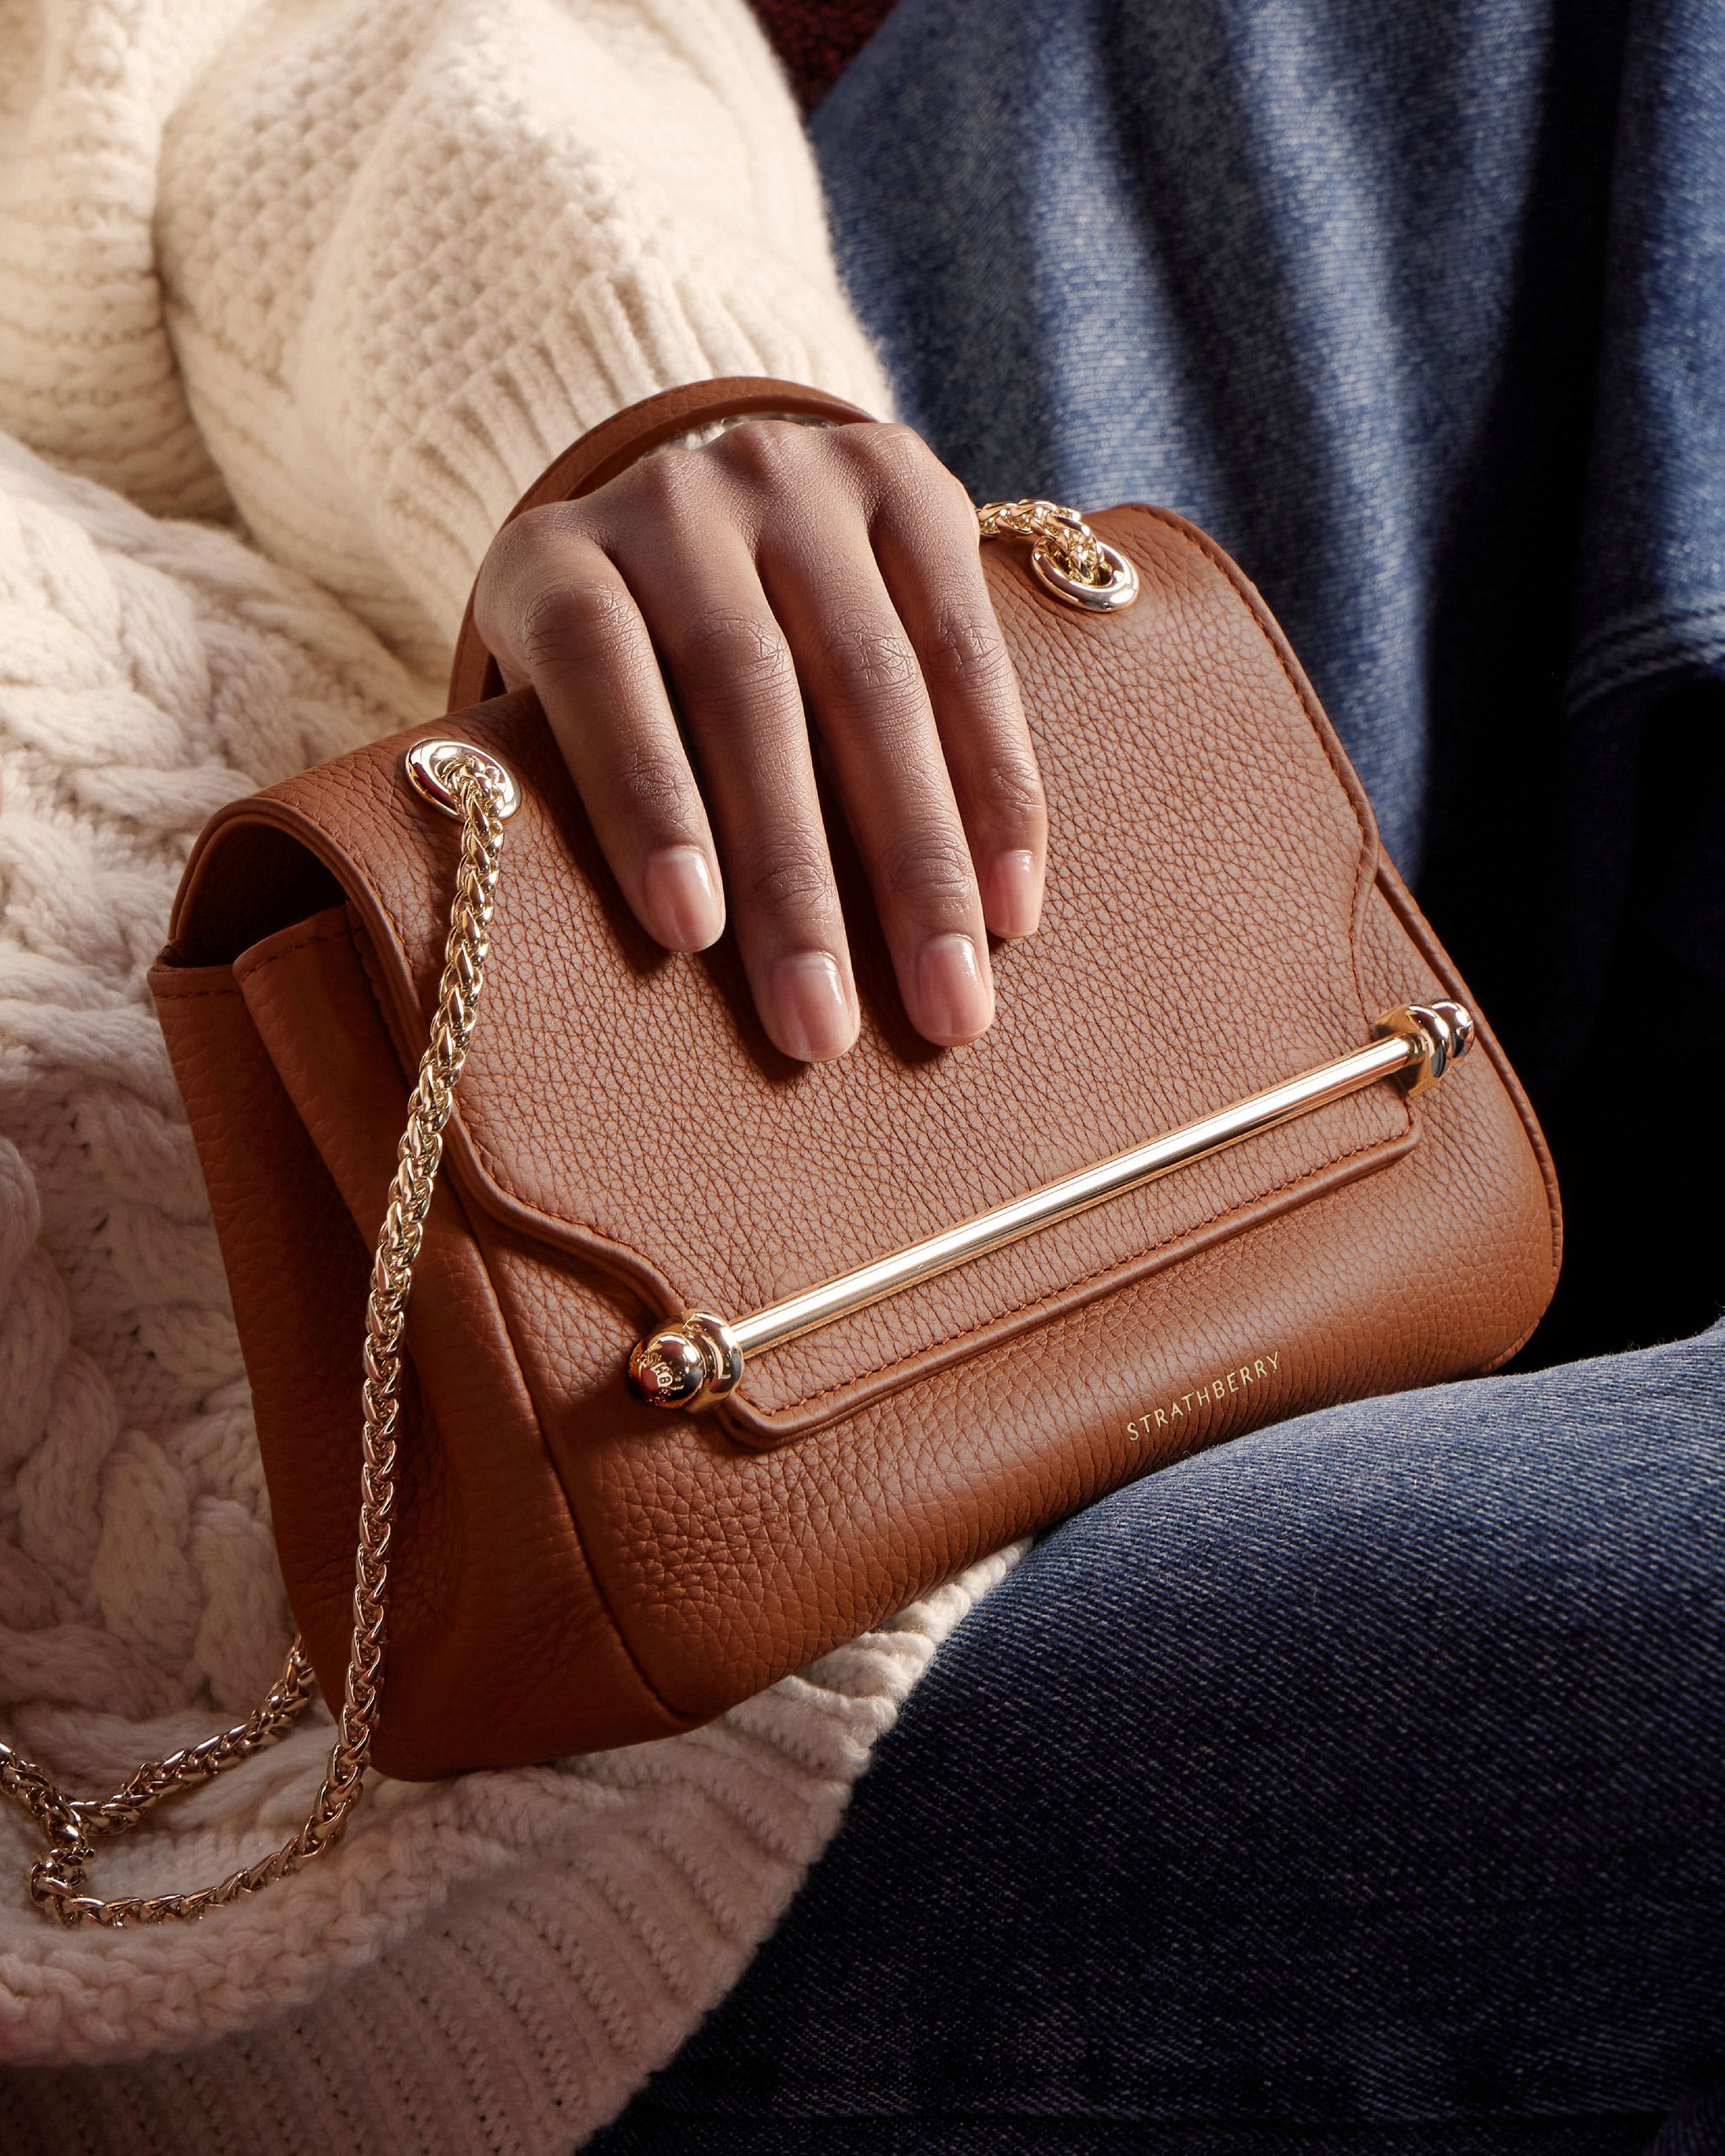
{"left": 880, "top": 830, "right": 978, "bottom": 913}
{"left": 856, "top": 424, "right": 965, "bottom": 513}
{"left": 852, "top": 428, "right": 975, "bottom": 540}
{"left": 860, "top": 422, "right": 935, "bottom": 479}
{"left": 925, "top": 603, "right": 1013, "bottom": 692}
{"left": 711, "top": 417, "right": 803, "bottom": 485}
{"left": 610, "top": 744, "right": 694, "bottom": 832}
{"left": 922, "top": 457, "right": 983, "bottom": 526}
{"left": 741, "top": 838, "right": 836, "bottom": 916}
{"left": 604, "top": 445, "right": 719, "bottom": 544}
{"left": 942, "top": 461, "right": 980, "bottom": 516}
{"left": 976, "top": 753, "right": 1047, "bottom": 830}
{"left": 475, "top": 504, "right": 589, "bottom": 620}
{"left": 499, "top": 500, "right": 589, "bottom": 560}
{"left": 516, "top": 578, "right": 636, "bottom": 676}
{"left": 821, "top": 617, "right": 921, "bottom": 708}
{"left": 670, "top": 604, "right": 796, "bottom": 706}
{"left": 626, "top": 445, "right": 705, "bottom": 515}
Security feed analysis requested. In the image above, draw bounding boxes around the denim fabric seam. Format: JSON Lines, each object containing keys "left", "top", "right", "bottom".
{"left": 1565, "top": 595, "right": 1725, "bottom": 714}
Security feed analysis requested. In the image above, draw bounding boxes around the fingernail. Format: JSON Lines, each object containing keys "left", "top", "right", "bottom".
{"left": 643, "top": 846, "right": 723, "bottom": 950}
{"left": 770, "top": 951, "right": 855, "bottom": 1061}
{"left": 985, "top": 849, "right": 1043, "bottom": 939}
{"left": 916, "top": 932, "right": 993, "bottom": 1044}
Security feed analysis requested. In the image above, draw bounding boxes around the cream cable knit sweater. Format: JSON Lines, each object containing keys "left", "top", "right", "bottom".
{"left": 1, "top": 0, "right": 891, "bottom": 668}
{"left": 0, "top": 1, "right": 1007, "bottom": 2145}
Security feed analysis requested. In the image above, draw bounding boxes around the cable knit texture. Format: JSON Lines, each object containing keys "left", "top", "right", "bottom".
{"left": 0, "top": 1, "right": 996, "bottom": 2142}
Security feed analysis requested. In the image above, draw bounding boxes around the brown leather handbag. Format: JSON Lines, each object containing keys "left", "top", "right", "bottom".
{"left": 2, "top": 379, "right": 1559, "bottom": 1925}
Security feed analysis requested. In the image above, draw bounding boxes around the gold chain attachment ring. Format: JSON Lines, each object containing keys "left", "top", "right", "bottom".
{"left": 976, "top": 499, "right": 1140, "bottom": 612}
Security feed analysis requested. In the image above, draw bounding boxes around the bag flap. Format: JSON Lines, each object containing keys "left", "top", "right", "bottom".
{"left": 164, "top": 507, "right": 1414, "bottom": 1442}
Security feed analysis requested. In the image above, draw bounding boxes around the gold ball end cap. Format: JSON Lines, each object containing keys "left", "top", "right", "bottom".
{"left": 627, "top": 1312, "right": 744, "bottom": 1411}
{"left": 1376, "top": 1000, "right": 1476, "bottom": 1096}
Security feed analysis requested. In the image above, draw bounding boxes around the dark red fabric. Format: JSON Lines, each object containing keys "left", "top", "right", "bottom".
{"left": 748, "top": 0, "right": 900, "bottom": 110}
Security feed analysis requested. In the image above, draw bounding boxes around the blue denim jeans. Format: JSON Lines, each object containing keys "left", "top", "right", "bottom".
{"left": 593, "top": 6, "right": 1725, "bottom": 2143}
{"left": 592, "top": 1322, "right": 1725, "bottom": 2151}
{"left": 807, "top": 0, "right": 1725, "bottom": 1369}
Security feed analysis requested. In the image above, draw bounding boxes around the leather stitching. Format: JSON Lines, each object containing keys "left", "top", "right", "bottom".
{"left": 232, "top": 909, "right": 356, "bottom": 977}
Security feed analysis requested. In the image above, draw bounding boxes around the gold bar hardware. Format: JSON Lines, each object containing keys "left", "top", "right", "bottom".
{"left": 628, "top": 1001, "right": 1475, "bottom": 1411}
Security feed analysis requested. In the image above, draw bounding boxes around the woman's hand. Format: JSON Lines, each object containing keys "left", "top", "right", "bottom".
{"left": 472, "top": 420, "right": 1044, "bottom": 1062}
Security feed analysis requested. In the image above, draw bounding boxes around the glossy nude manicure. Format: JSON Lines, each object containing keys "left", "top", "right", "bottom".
{"left": 770, "top": 950, "right": 856, "bottom": 1062}
{"left": 985, "top": 847, "right": 1044, "bottom": 939}
{"left": 915, "top": 931, "right": 993, "bottom": 1044}
{"left": 643, "top": 844, "right": 724, "bottom": 950}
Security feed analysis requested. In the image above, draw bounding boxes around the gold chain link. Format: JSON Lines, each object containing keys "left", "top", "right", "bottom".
{"left": 0, "top": 753, "right": 509, "bottom": 1926}
{"left": 975, "top": 498, "right": 1111, "bottom": 588}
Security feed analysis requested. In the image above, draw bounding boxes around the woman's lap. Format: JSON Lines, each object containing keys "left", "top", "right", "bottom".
{"left": 592, "top": 1326, "right": 1725, "bottom": 2152}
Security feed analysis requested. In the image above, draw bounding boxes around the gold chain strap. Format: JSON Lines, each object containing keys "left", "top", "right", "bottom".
{"left": 975, "top": 499, "right": 1138, "bottom": 613}
{"left": 976, "top": 498, "right": 1108, "bottom": 584}
{"left": 0, "top": 502, "right": 1121, "bottom": 1925}
{"left": 0, "top": 753, "right": 509, "bottom": 1926}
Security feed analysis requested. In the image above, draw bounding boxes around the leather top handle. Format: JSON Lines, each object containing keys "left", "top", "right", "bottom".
{"left": 446, "top": 377, "right": 877, "bottom": 711}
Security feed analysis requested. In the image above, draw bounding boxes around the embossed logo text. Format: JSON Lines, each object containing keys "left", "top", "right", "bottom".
{"left": 1126, "top": 1350, "right": 1281, "bottom": 1442}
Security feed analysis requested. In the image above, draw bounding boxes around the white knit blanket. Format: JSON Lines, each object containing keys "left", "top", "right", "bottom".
{"left": 0, "top": 434, "right": 1011, "bottom": 2148}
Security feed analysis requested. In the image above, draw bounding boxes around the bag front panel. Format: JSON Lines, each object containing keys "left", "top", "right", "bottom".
{"left": 485, "top": 874, "right": 1558, "bottom": 1723}
{"left": 196, "top": 510, "right": 1442, "bottom": 1443}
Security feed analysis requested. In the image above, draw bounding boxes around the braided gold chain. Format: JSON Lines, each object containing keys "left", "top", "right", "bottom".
{"left": 975, "top": 497, "right": 1111, "bottom": 589}
{"left": 0, "top": 753, "right": 509, "bottom": 1926}
{"left": 0, "top": 503, "right": 1116, "bottom": 1925}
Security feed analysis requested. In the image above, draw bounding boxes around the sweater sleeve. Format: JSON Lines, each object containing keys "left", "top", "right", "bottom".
{"left": 150, "top": 0, "right": 892, "bottom": 677}
{"left": 0, "top": 0, "right": 253, "bottom": 522}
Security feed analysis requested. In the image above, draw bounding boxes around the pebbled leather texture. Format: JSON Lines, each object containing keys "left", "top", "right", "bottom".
{"left": 151, "top": 380, "right": 1560, "bottom": 1778}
